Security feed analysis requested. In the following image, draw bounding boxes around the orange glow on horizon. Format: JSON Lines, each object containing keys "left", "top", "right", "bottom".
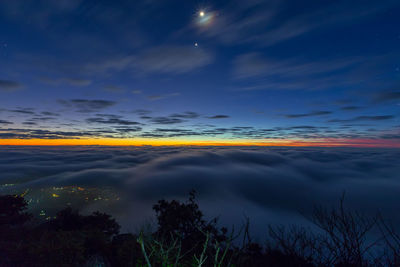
{"left": 0, "top": 138, "right": 399, "bottom": 148}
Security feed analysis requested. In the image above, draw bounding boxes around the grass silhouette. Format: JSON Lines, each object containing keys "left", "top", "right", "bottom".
{"left": 0, "top": 191, "right": 398, "bottom": 266}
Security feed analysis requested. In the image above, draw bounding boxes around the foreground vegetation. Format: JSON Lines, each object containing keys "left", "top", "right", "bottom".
{"left": 0, "top": 191, "right": 399, "bottom": 266}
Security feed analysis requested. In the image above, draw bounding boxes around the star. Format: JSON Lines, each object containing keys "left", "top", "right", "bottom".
{"left": 194, "top": 42, "right": 198, "bottom": 47}
{"left": 199, "top": 11, "right": 205, "bottom": 17}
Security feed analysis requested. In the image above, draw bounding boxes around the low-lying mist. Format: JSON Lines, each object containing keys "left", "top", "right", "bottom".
{"left": 1, "top": 146, "right": 399, "bottom": 238}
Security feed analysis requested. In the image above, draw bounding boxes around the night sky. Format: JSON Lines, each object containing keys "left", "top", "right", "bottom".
{"left": 1, "top": 0, "right": 400, "bottom": 146}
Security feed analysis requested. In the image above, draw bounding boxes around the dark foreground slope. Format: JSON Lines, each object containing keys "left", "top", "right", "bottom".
{"left": 1, "top": 192, "right": 399, "bottom": 267}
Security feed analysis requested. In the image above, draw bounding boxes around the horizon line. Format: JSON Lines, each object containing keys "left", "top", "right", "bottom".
{"left": 0, "top": 138, "right": 399, "bottom": 148}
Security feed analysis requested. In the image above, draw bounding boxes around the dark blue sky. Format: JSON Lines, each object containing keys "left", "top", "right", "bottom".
{"left": 0, "top": 0, "right": 399, "bottom": 145}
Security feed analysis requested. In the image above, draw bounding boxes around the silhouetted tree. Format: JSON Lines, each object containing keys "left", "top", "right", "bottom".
{"left": 309, "top": 195, "right": 378, "bottom": 266}
{"left": 153, "top": 190, "right": 208, "bottom": 238}
{"left": 149, "top": 190, "right": 232, "bottom": 265}
{"left": 0, "top": 192, "right": 398, "bottom": 266}
{"left": 28, "top": 207, "right": 121, "bottom": 265}
{"left": 0, "top": 194, "right": 32, "bottom": 227}
{"left": 0, "top": 194, "right": 32, "bottom": 265}
{"left": 110, "top": 233, "right": 142, "bottom": 267}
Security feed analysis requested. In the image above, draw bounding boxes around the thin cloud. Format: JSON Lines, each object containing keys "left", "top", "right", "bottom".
{"left": 58, "top": 99, "right": 117, "bottom": 113}
{"left": 6, "top": 108, "right": 35, "bottom": 115}
{"left": 0, "top": 80, "right": 23, "bottom": 92}
{"left": 150, "top": 117, "right": 184, "bottom": 125}
{"left": 0, "top": 120, "right": 13, "bottom": 124}
{"left": 135, "top": 45, "right": 214, "bottom": 74}
{"left": 147, "top": 93, "right": 180, "bottom": 101}
{"left": 0, "top": 128, "right": 97, "bottom": 139}
{"left": 373, "top": 91, "right": 400, "bottom": 103}
{"left": 329, "top": 115, "right": 395, "bottom": 123}
{"left": 40, "top": 77, "right": 91, "bottom": 87}
{"left": 104, "top": 85, "right": 125, "bottom": 93}
{"left": 284, "top": 111, "right": 332, "bottom": 118}
{"left": 86, "top": 114, "right": 141, "bottom": 126}
{"left": 192, "top": 0, "right": 397, "bottom": 47}
{"left": 170, "top": 112, "right": 200, "bottom": 119}
{"left": 41, "top": 112, "right": 60, "bottom": 116}
{"left": 207, "top": 115, "right": 230, "bottom": 119}
{"left": 341, "top": 106, "right": 363, "bottom": 111}
{"left": 83, "top": 45, "right": 213, "bottom": 76}
{"left": 234, "top": 53, "right": 358, "bottom": 80}
{"left": 232, "top": 53, "right": 364, "bottom": 92}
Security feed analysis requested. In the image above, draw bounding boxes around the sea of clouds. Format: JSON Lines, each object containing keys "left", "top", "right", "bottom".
{"left": 0, "top": 146, "right": 399, "bottom": 237}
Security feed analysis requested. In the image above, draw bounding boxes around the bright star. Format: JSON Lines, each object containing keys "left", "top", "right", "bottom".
{"left": 194, "top": 42, "right": 198, "bottom": 47}
{"left": 199, "top": 11, "right": 205, "bottom": 17}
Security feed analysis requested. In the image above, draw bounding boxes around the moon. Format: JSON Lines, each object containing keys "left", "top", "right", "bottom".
{"left": 196, "top": 10, "right": 214, "bottom": 27}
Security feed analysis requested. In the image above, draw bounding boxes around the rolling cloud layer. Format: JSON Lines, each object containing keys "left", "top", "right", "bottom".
{"left": 1, "top": 146, "right": 399, "bottom": 235}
